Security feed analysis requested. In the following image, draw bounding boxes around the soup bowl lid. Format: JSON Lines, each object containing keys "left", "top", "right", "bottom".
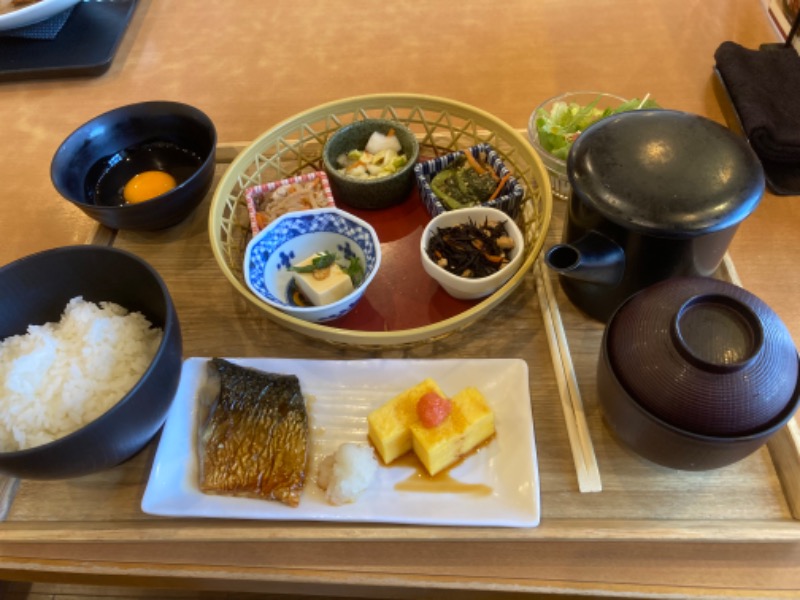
{"left": 605, "top": 276, "right": 799, "bottom": 436}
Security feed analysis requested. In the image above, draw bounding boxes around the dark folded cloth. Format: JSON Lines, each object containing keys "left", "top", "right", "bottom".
{"left": 714, "top": 41, "right": 800, "bottom": 164}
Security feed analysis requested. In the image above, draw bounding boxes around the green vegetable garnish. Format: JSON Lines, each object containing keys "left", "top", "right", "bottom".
{"left": 342, "top": 256, "right": 364, "bottom": 286}
{"left": 535, "top": 95, "right": 660, "bottom": 160}
{"left": 289, "top": 251, "right": 364, "bottom": 286}
{"left": 289, "top": 251, "right": 337, "bottom": 273}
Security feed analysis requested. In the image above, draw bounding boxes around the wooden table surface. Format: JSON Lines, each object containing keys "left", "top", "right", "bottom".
{"left": 2, "top": 0, "right": 800, "bottom": 597}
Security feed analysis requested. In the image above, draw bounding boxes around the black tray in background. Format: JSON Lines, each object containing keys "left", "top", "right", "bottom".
{"left": 0, "top": 0, "right": 137, "bottom": 82}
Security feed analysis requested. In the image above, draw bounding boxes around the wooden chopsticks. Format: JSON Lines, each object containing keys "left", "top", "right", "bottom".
{"left": 534, "top": 257, "right": 602, "bottom": 493}
{"left": 0, "top": 476, "right": 19, "bottom": 522}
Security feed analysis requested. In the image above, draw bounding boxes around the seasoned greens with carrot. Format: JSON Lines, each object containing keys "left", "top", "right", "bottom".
{"left": 430, "top": 151, "right": 510, "bottom": 211}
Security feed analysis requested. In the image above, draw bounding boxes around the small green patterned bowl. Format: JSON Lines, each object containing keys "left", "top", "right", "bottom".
{"left": 322, "top": 118, "right": 419, "bottom": 210}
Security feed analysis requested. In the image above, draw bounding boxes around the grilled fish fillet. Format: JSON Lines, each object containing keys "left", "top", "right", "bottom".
{"left": 198, "top": 358, "right": 308, "bottom": 507}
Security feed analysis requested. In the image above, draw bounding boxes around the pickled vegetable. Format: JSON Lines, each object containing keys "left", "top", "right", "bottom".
{"left": 336, "top": 130, "right": 408, "bottom": 179}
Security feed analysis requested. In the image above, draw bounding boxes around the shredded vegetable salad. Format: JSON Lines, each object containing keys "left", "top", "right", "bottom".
{"left": 535, "top": 95, "right": 660, "bottom": 160}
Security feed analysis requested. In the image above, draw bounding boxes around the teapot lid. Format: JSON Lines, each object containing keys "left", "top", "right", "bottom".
{"left": 568, "top": 110, "right": 765, "bottom": 236}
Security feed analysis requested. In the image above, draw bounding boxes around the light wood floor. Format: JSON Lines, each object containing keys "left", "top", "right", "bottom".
{"left": 0, "top": 581, "right": 383, "bottom": 600}
{"left": 0, "top": 581, "right": 599, "bottom": 600}
{"left": 1, "top": 581, "right": 237, "bottom": 600}
{"left": 0, "top": 582, "right": 383, "bottom": 599}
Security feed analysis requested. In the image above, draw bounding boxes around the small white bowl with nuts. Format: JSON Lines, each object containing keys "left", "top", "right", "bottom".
{"left": 420, "top": 206, "right": 525, "bottom": 300}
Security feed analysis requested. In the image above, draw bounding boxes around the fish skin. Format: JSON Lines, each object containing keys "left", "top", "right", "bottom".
{"left": 199, "top": 358, "right": 308, "bottom": 507}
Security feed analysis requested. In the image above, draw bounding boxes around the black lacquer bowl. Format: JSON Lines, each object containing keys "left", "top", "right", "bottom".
{"left": 597, "top": 276, "right": 800, "bottom": 470}
{"left": 51, "top": 101, "right": 216, "bottom": 231}
{"left": 0, "top": 246, "right": 182, "bottom": 479}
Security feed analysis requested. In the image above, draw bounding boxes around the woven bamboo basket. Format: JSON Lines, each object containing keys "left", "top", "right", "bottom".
{"left": 209, "top": 94, "right": 552, "bottom": 347}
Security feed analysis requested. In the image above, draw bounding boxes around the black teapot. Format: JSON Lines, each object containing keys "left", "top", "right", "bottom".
{"left": 545, "top": 110, "right": 765, "bottom": 322}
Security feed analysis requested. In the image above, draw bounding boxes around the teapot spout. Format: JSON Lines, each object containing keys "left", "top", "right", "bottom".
{"left": 545, "top": 231, "right": 625, "bottom": 286}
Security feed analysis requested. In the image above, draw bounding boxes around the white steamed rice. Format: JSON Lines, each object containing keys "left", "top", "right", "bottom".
{"left": 0, "top": 296, "right": 163, "bottom": 452}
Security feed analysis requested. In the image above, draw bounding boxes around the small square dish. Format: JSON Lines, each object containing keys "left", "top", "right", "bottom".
{"left": 414, "top": 143, "right": 524, "bottom": 218}
{"left": 244, "top": 171, "right": 335, "bottom": 235}
{"left": 141, "top": 357, "right": 540, "bottom": 528}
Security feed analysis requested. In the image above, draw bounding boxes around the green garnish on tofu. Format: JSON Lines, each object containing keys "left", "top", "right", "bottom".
{"left": 289, "top": 251, "right": 337, "bottom": 273}
{"left": 289, "top": 251, "right": 364, "bottom": 286}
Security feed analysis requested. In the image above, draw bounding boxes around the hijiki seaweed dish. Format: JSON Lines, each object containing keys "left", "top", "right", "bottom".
{"left": 426, "top": 218, "right": 516, "bottom": 278}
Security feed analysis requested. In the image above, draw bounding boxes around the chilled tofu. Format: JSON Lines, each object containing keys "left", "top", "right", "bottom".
{"left": 291, "top": 253, "right": 354, "bottom": 306}
{"left": 410, "top": 387, "right": 495, "bottom": 476}
{"left": 367, "top": 378, "right": 446, "bottom": 464}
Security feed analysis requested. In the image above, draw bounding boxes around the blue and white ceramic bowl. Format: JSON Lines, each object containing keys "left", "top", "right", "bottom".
{"left": 244, "top": 207, "right": 381, "bottom": 323}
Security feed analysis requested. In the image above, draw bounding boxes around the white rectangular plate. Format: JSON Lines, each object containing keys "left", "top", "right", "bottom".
{"left": 142, "top": 357, "right": 539, "bottom": 528}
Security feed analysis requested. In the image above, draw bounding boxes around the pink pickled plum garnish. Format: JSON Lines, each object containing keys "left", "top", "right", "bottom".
{"left": 417, "top": 392, "right": 452, "bottom": 428}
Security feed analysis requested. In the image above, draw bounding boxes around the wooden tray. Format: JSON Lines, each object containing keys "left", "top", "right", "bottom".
{"left": 1, "top": 145, "right": 799, "bottom": 544}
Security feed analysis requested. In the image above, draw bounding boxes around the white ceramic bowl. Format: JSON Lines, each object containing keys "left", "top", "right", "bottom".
{"left": 244, "top": 208, "right": 381, "bottom": 323}
{"left": 420, "top": 206, "right": 524, "bottom": 300}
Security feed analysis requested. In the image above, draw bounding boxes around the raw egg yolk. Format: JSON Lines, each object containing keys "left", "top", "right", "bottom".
{"left": 122, "top": 170, "right": 177, "bottom": 204}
